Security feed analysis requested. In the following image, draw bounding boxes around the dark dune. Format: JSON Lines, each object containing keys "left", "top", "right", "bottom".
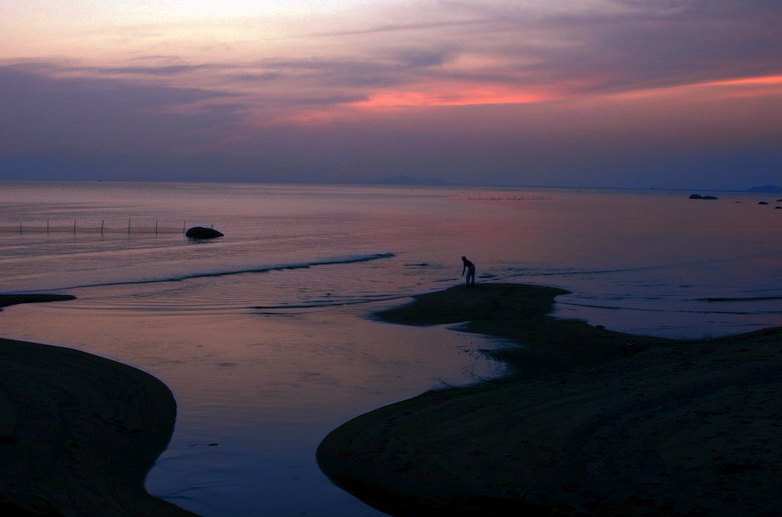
{"left": 0, "top": 295, "right": 194, "bottom": 516}
{"left": 318, "top": 283, "right": 782, "bottom": 516}
{"left": 0, "top": 294, "right": 75, "bottom": 311}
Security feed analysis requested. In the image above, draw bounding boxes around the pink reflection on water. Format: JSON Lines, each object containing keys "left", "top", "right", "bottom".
{"left": 0, "top": 294, "right": 502, "bottom": 516}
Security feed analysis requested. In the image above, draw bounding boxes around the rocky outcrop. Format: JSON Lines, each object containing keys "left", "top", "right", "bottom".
{"left": 185, "top": 226, "right": 224, "bottom": 239}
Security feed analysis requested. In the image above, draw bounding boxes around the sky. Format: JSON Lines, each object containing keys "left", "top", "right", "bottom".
{"left": 1, "top": 0, "right": 780, "bottom": 188}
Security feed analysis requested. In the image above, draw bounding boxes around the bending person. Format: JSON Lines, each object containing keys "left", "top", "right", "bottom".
{"left": 461, "top": 256, "right": 476, "bottom": 287}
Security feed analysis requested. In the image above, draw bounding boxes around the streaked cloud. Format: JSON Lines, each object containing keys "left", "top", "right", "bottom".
{"left": 0, "top": 0, "right": 780, "bottom": 187}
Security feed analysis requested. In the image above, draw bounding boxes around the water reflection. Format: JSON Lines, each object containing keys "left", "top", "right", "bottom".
{"left": 0, "top": 295, "right": 502, "bottom": 516}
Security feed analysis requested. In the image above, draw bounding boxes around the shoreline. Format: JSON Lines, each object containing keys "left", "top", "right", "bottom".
{"left": 318, "top": 283, "right": 782, "bottom": 516}
{"left": 0, "top": 295, "right": 194, "bottom": 516}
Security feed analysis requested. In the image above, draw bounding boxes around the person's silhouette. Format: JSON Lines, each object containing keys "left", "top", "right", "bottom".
{"left": 461, "top": 256, "right": 476, "bottom": 287}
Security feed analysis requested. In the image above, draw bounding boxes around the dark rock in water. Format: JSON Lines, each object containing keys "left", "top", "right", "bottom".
{"left": 758, "top": 201, "right": 769, "bottom": 205}
{"left": 186, "top": 226, "right": 224, "bottom": 239}
{"left": 689, "top": 194, "right": 718, "bottom": 200}
{"left": 776, "top": 206, "right": 781, "bottom": 210}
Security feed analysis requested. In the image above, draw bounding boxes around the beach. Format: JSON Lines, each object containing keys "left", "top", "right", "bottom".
{"left": 2, "top": 285, "right": 782, "bottom": 515}
{"left": 1, "top": 182, "right": 779, "bottom": 515}
{"left": 318, "top": 283, "right": 782, "bottom": 516}
{"left": 0, "top": 295, "right": 193, "bottom": 516}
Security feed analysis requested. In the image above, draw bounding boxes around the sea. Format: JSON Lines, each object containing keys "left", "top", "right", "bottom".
{"left": 0, "top": 181, "right": 780, "bottom": 516}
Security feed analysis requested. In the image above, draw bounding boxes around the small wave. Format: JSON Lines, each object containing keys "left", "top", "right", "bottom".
{"left": 39, "top": 253, "right": 395, "bottom": 291}
{"left": 559, "top": 301, "right": 782, "bottom": 316}
{"left": 698, "top": 296, "right": 782, "bottom": 303}
{"left": 501, "top": 265, "right": 663, "bottom": 280}
{"left": 252, "top": 294, "right": 406, "bottom": 311}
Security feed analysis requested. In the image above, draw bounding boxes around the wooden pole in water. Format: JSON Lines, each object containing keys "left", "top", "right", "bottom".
{"left": 155, "top": 220, "right": 158, "bottom": 235}
{"left": 127, "top": 218, "right": 131, "bottom": 235}
{"left": 73, "top": 220, "right": 76, "bottom": 234}
{"left": 46, "top": 219, "right": 49, "bottom": 234}
{"left": 100, "top": 219, "right": 104, "bottom": 235}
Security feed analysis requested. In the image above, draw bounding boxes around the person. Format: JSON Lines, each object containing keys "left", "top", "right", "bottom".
{"left": 461, "top": 256, "right": 476, "bottom": 287}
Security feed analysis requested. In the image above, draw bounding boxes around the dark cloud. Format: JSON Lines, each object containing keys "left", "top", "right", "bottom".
{"left": 1, "top": 2, "right": 781, "bottom": 188}
{"left": 240, "top": 1, "right": 782, "bottom": 102}
{"left": 393, "top": 48, "right": 456, "bottom": 68}
{"left": 447, "top": 0, "right": 782, "bottom": 93}
{"left": 290, "top": 94, "right": 368, "bottom": 106}
{"left": 229, "top": 72, "right": 283, "bottom": 83}
{"left": 3, "top": 59, "right": 779, "bottom": 189}
{"left": 254, "top": 57, "right": 416, "bottom": 89}
{"left": 0, "top": 62, "right": 226, "bottom": 109}
{"left": 309, "top": 18, "right": 487, "bottom": 38}
{"left": 83, "top": 64, "right": 212, "bottom": 77}
{"left": 0, "top": 63, "right": 237, "bottom": 154}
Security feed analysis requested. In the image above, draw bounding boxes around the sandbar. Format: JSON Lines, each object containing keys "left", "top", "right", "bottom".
{"left": 0, "top": 294, "right": 76, "bottom": 311}
{"left": 0, "top": 294, "right": 193, "bottom": 516}
{"left": 318, "top": 283, "right": 782, "bottom": 516}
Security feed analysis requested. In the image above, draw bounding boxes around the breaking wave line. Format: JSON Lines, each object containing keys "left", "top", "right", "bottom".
{"left": 39, "top": 253, "right": 395, "bottom": 291}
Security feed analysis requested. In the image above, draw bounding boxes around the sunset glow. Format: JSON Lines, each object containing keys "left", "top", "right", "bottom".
{"left": 351, "top": 85, "right": 557, "bottom": 109}
{"left": 1, "top": 0, "right": 780, "bottom": 187}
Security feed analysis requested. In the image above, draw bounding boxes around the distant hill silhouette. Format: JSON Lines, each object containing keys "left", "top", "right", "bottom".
{"left": 373, "top": 174, "right": 454, "bottom": 186}
{"left": 746, "top": 185, "right": 782, "bottom": 193}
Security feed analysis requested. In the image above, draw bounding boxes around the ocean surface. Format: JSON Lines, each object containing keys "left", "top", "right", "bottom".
{"left": 0, "top": 181, "right": 780, "bottom": 516}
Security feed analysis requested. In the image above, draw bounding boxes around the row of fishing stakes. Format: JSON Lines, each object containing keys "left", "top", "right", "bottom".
{"left": 16, "top": 220, "right": 191, "bottom": 234}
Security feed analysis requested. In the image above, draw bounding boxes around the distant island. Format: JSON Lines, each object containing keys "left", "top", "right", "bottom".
{"left": 746, "top": 185, "right": 782, "bottom": 193}
{"left": 372, "top": 174, "right": 454, "bottom": 186}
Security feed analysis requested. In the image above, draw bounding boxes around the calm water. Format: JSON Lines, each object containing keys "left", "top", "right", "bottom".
{"left": 0, "top": 181, "right": 780, "bottom": 516}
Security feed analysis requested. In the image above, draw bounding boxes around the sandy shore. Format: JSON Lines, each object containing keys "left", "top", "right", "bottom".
{"left": 318, "top": 283, "right": 782, "bottom": 516}
{"left": 0, "top": 295, "right": 194, "bottom": 516}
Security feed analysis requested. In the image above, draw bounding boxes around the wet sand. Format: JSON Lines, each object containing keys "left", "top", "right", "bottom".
{"left": 318, "top": 283, "right": 782, "bottom": 516}
{"left": 0, "top": 295, "right": 193, "bottom": 516}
